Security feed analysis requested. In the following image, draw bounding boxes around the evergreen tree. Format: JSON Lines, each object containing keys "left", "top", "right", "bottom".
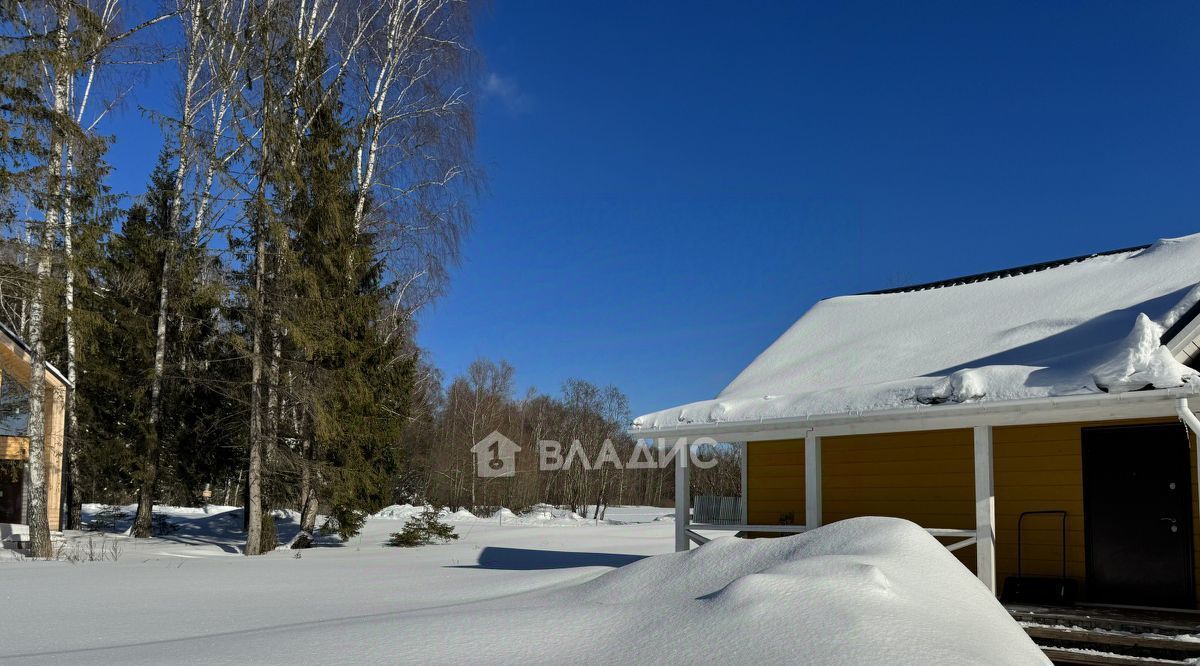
{"left": 280, "top": 49, "right": 412, "bottom": 546}
{"left": 79, "top": 149, "right": 237, "bottom": 514}
{"left": 78, "top": 153, "right": 173, "bottom": 508}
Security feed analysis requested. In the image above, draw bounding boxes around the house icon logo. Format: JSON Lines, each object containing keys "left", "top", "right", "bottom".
{"left": 471, "top": 430, "right": 521, "bottom": 478}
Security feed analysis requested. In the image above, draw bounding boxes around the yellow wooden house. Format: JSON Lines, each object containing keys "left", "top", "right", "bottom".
{"left": 0, "top": 323, "right": 68, "bottom": 539}
{"left": 635, "top": 234, "right": 1200, "bottom": 610}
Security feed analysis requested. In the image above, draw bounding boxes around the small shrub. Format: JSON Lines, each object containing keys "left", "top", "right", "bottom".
{"left": 388, "top": 507, "right": 459, "bottom": 547}
{"left": 89, "top": 505, "right": 129, "bottom": 532}
{"left": 51, "top": 536, "right": 123, "bottom": 563}
{"left": 323, "top": 506, "right": 368, "bottom": 541}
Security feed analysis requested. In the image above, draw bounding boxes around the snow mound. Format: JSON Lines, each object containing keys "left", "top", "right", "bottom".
{"left": 476, "top": 504, "right": 600, "bottom": 525}
{"left": 511, "top": 503, "right": 592, "bottom": 523}
{"left": 370, "top": 504, "right": 423, "bottom": 520}
{"left": 370, "top": 504, "right": 478, "bottom": 522}
{"left": 1092, "top": 313, "right": 1199, "bottom": 392}
{"left": 369, "top": 504, "right": 595, "bottom": 526}
{"left": 636, "top": 234, "right": 1200, "bottom": 429}
{"left": 392, "top": 517, "right": 1048, "bottom": 664}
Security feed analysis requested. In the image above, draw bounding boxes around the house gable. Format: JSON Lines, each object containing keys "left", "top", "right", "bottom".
{"left": 1165, "top": 300, "right": 1200, "bottom": 367}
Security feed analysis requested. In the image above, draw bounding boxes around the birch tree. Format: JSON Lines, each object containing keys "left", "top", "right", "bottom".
{"left": 129, "top": 0, "right": 248, "bottom": 537}
{"left": 62, "top": 0, "right": 171, "bottom": 531}
{"left": 342, "top": 0, "right": 474, "bottom": 310}
{"left": 21, "top": 0, "right": 72, "bottom": 557}
{"left": 131, "top": 0, "right": 206, "bottom": 538}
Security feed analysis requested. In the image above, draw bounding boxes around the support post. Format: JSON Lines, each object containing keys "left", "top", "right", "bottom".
{"left": 973, "top": 425, "right": 996, "bottom": 594}
{"left": 739, "top": 442, "right": 748, "bottom": 523}
{"left": 673, "top": 437, "right": 690, "bottom": 552}
{"left": 805, "top": 431, "right": 822, "bottom": 529}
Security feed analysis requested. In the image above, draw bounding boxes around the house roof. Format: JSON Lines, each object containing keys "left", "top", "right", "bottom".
{"left": 633, "top": 233, "right": 1200, "bottom": 431}
{"left": 0, "top": 321, "right": 71, "bottom": 389}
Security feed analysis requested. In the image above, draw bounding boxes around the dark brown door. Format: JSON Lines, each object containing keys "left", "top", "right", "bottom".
{"left": 1083, "top": 424, "right": 1195, "bottom": 608}
{"left": 0, "top": 474, "right": 21, "bottom": 523}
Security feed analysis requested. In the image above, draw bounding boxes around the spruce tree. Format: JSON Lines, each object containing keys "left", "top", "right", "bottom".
{"left": 280, "top": 49, "right": 412, "bottom": 546}
{"left": 80, "top": 149, "right": 236, "bottom": 517}
{"left": 79, "top": 153, "right": 173, "bottom": 512}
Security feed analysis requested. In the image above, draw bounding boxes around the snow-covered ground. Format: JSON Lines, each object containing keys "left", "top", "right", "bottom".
{"left": 0, "top": 506, "right": 1045, "bottom": 665}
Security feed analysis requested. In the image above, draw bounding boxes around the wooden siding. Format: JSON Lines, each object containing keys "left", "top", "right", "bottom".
{"left": 0, "top": 402, "right": 64, "bottom": 531}
{"left": 994, "top": 419, "right": 1199, "bottom": 603}
{"left": 1178, "top": 336, "right": 1200, "bottom": 364}
{"left": 745, "top": 417, "right": 1200, "bottom": 606}
{"left": 0, "top": 333, "right": 65, "bottom": 391}
{"left": 745, "top": 439, "right": 805, "bottom": 526}
{"left": 821, "top": 429, "right": 975, "bottom": 568}
{"left": 43, "top": 386, "right": 63, "bottom": 531}
{"left": 822, "top": 429, "right": 973, "bottom": 528}
{"left": 992, "top": 424, "right": 1086, "bottom": 594}
{"left": 0, "top": 435, "right": 27, "bottom": 460}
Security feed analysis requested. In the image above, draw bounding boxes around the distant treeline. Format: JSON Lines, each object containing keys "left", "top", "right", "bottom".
{"left": 398, "top": 359, "right": 742, "bottom": 517}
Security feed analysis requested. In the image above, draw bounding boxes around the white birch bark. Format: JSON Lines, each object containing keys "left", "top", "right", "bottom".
{"left": 24, "top": 0, "right": 72, "bottom": 558}
{"left": 131, "top": 0, "right": 204, "bottom": 538}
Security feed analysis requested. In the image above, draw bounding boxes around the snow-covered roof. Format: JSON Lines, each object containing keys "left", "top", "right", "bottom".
{"left": 634, "top": 233, "right": 1200, "bottom": 431}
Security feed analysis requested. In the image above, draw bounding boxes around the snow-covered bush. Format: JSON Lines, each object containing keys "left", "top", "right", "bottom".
{"left": 88, "top": 505, "right": 128, "bottom": 532}
{"left": 321, "top": 506, "right": 369, "bottom": 541}
{"left": 387, "top": 508, "right": 459, "bottom": 547}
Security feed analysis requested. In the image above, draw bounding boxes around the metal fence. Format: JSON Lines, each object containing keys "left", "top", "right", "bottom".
{"left": 692, "top": 494, "right": 743, "bottom": 525}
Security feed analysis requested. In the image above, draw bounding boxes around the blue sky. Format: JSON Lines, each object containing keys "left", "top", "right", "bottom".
{"left": 102, "top": 2, "right": 1200, "bottom": 419}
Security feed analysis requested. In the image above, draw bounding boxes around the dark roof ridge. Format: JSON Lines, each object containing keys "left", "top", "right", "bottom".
{"left": 859, "top": 243, "right": 1152, "bottom": 296}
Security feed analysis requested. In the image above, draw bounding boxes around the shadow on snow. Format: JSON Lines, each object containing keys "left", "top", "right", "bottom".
{"left": 448, "top": 546, "right": 645, "bottom": 571}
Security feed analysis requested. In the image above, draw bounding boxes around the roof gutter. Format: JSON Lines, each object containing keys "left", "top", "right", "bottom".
{"left": 632, "top": 385, "right": 1200, "bottom": 442}
{"left": 1176, "top": 397, "right": 1200, "bottom": 438}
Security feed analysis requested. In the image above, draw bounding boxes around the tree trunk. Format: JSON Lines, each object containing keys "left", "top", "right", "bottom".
{"left": 258, "top": 494, "right": 277, "bottom": 551}
{"left": 133, "top": 0, "right": 206, "bottom": 538}
{"left": 24, "top": 0, "right": 72, "bottom": 558}
{"left": 257, "top": 289, "right": 282, "bottom": 552}
{"left": 291, "top": 459, "right": 318, "bottom": 549}
{"left": 291, "top": 409, "right": 319, "bottom": 548}
{"left": 61, "top": 170, "right": 82, "bottom": 531}
{"left": 24, "top": 227, "right": 55, "bottom": 557}
{"left": 245, "top": 215, "right": 266, "bottom": 555}
{"left": 132, "top": 258, "right": 169, "bottom": 538}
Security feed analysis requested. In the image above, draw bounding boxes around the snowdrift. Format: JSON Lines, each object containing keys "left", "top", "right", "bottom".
{"left": 371, "top": 504, "right": 478, "bottom": 522}
{"left": 22, "top": 511, "right": 1040, "bottom": 663}
{"left": 370, "top": 503, "right": 600, "bottom": 526}
{"left": 636, "top": 234, "right": 1200, "bottom": 429}
{"left": 389, "top": 517, "right": 1049, "bottom": 665}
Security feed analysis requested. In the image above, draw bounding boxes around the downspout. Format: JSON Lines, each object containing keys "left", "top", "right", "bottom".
{"left": 1177, "top": 399, "right": 1200, "bottom": 535}
{"left": 1177, "top": 398, "right": 1200, "bottom": 439}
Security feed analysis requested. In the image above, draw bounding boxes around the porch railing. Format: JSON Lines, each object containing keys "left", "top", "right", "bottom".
{"left": 684, "top": 523, "right": 977, "bottom": 552}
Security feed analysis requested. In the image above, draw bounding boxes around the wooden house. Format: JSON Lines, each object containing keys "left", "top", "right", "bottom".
{"left": 634, "top": 234, "right": 1200, "bottom": 610}
{"left": 0, "top": 323, "right": 68, "bottom": 541}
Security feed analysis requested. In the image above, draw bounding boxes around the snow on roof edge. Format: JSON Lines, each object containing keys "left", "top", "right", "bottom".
{"left": 634, "top": 234, "right": 1200, "bottom": 431}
